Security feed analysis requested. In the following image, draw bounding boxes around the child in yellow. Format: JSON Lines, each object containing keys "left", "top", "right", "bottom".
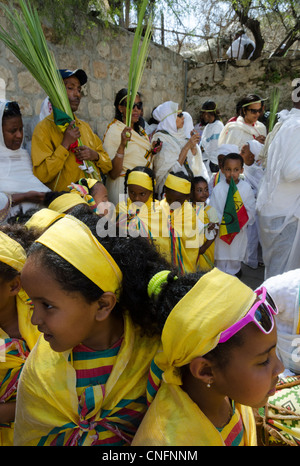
{"left": 158, "top": 172, "right": 205, "bottom": 274}
{"left": 13, "top": 214, "right": 171, "bottom": 446}
{"left": 0, "top": 225, "right": 40, "bottom": 445}
{"left": 116, "top": 166, "right": 163, "bottom": 248}
{"left": 132, "top": 267, "right": 284, "bottom": 446}
{"left": 191, "top": 176, "right": 219, "bottom": 271}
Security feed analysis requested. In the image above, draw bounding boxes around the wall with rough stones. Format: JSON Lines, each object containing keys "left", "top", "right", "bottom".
{"left": 186, "top": 56, "right": 300, "bottom": 124}
{"left": 0, "top": 7, "right": 299, "bottom": 144}
{"left": 0, "top": 14, "right": 185, "bottom": 143}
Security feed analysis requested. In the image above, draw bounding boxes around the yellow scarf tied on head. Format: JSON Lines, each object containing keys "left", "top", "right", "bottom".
{"left": 133, "top": 268, "right": 257, "bottom": 446}
{"left": 155, "top": 267, "right": 256, "bottom": 386}
{"left": 164, "top": 173, "right": 191, "bottom": 194}
{"left": 25, "top": 208, "right": 65, "bottom": 231}
{"left": 36, "top": 215, "right": 123, "bottom": 298}
{"left": 0, "top": 231, "right": 26, "bottom": 272}
{"left": 127, "top": 171, "right": 154, "bottom": 191}
{"left": 48, "top": 192, "right": 88, "bottom": 213}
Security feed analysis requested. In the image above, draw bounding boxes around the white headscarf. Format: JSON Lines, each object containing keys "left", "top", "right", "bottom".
{"left": 247, "top": 140, "right": 264, "bottom": 161}
{"left": 0, "top": 99, "right": 49, "bottom": 212}
{"left": 153, "top": 101, "right": 178, "bottom": 134}
{"left": 216, "top": 144, "right": 239, "bottom": 156}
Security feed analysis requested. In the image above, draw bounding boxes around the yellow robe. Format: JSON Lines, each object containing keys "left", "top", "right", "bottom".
{"left": 103, "top": 119, "right": 152, "bottom": 205}
{"left": 158, "top": 199, "right": 204, "bottom": 274}
{"left": 132, "top": 381, "right": 257, "bottom": 446}
{"left": 0, "top": 289, "right": 40, "bottom": 446}
{"left": 13, "top": 313, "right": 160, "bottom": 446}
{"left": 31, "top": 113, "right": 112, "bottom": 191}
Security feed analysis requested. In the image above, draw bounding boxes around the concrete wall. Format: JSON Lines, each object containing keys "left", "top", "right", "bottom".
{"left": 0, "top": 13, "right": 185, "bottom": 142}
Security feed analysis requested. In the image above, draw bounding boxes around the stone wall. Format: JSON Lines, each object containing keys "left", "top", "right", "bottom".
{"left": 0, "top": 14, "right": 185, "bottom": 142}
{"left": 186, "top": 55, "right": 300, "bottom": 125}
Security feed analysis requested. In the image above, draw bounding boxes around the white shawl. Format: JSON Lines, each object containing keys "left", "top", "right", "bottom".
{"left": 152, "top": 103, "right": 208, "bottom": 198}
{"left": 0, "top": 100, "right": 49, "bottom": 215}
{"left": 218, "top": 116, "right": 266, "bottom": 150}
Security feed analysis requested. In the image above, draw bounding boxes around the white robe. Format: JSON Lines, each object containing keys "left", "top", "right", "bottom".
{"left": 0, "top": 100, "right": 50, "bottom": 216}
{"left": 210, "top": 179, "right": 256, "bottom": 269}
{"left": 243, "top": 164, "right": 264, "bottom": 268}
{"left": 200, "top": 119, "right": 224, "bottom": 165}
{"left": 263, "top": 269, "right": 300, "bottom": 374}
{"left": 218, "top": 116, "right": 267, "bottom": 151}
{"left": 256, "top": 108, "right": 300, "bottom": 279}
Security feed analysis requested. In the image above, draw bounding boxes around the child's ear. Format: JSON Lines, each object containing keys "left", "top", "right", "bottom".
{"left": 189, "top": 356, "right": 214, "bottom": 385}
{"left": 8, "top": 275, "right": 22, "bottom": 297}
{"left": 95, "top": 292, "right": 117, "bottom": 322}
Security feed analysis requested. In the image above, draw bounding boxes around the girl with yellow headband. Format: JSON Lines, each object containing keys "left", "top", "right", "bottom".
{"left": 0, "top": 224, "right": 40, "bottom": 445}
{"left": 158, "top": 171, "right": 206, "bottom": 274}
{"left": 132, "top": 268, "right": 284, "bottom": 446}
{"left": 14, "top": 214, "right": 173, "bottom": 446}
{"left": 116, "top": 166, "right": 163, "bottom": 246}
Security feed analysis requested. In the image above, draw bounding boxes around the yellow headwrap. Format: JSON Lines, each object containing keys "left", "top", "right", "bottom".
{"left": 35, "top": 215, "right": 123, "bottom": 298}
{"left": 164, "top": 173, "right": 191, "bottom": 195}
{"left": 0, "top": 231, "right": 26, "bottom": 272}
{"left": 48, "top": 193, "right": 88, "bottom": 213}
{"left": 25, "top": 208, "right": 65, "bottom": 230}
{"left": 155, "top": 268, "right": 256, "bottom": 385}
{"left": 127, "top": 171, "right": 154, "bottom": 191}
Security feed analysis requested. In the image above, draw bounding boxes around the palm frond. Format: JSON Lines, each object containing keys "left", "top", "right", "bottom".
{"left": 268, "top": 88, "right": 281, "bottom": 132}
{"left": 126, "top": 0, "right": 153, "bottom": 128}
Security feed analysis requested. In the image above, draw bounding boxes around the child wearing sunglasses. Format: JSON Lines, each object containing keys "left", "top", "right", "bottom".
{"left": 132, "top": 267, "right": 284, "bottom": 446}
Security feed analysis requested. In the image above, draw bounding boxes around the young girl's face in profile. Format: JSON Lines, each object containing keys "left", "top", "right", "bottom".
{"left": 193, "top": 181, "right": 209, "bottom": 204}
{"left": 212, "top": 323, "right": 284, "bottom": 409}
{"left": 21, "top": 256, "right": 102, "bottom": 353}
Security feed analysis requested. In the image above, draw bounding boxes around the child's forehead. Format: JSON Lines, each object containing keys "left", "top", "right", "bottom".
{"left": 223, "top": 158, "right": 243, "bottom": 169}
{"left": 195, "top": 180, "right": 208, "bottom": 187}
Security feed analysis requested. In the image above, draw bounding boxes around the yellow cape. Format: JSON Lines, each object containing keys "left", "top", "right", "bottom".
{"left": 13, "top": 313, "right": 160, "bottom": 446}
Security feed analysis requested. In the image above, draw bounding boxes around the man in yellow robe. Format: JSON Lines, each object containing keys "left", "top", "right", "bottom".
{"left": 31, "top": 69, "right": 112, "bottom": 191}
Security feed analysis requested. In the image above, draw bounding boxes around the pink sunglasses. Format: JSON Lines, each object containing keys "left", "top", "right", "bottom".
{"left": 219, "top": 287, "right": 278, "bottom": 344}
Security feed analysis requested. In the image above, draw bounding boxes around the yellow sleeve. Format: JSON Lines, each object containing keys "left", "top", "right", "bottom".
{"left": 31, "top": 119, "right": 70, "bottom": 185}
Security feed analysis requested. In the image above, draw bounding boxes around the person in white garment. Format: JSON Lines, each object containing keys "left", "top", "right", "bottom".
{"left": 152, "top": 101, "right": 208, "bottom": 199}
{"left": 218, "top": 94, "right": 267, "bottom": 150}
{"left": 262, "top": 268, "right": 300, "bottom": 375}
{"left": 208, "top": 143, "right": 239, "bottom": 196}
{"left": 240, "top": 139, "right": 264, "bottom": 269}
{"left": 226, "top": 30, "right": 256, "bottom": 60}
{"left": 200, "top": 100, "right": 224, "bottom": 175}
{"left": 0, "top": 100, "right": 49, "bottom": 219}
{"left": 256, "top": 81, "right": 300, "bottom": 279}
{"left": 210, "top": 152, "right": 256, "bottom": 276}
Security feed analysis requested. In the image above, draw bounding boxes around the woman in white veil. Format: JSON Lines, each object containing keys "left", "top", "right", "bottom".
{"left": 151, "top": 101, "right": 208, "bottom": 199}
{"left": 0, "top": 99, "right": 49, "bottom": 219}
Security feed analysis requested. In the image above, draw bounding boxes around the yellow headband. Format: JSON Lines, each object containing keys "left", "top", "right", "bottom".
{"left": 35, "top": 215, "right": 123, "bottom": 297}
{"left": 48, "top": 193, "right": 88, "bottom": 213}
{"left": 127, "top": 171, "right": 154, "bottom": 191}
{"left": 0, "top": 231, "right": 26, "bottom": 272}
{"left": 25, "top": 208, "right": 65, "bottom": 230}
{"left": 155, "top": 268, "right": 256, "bottom": 385}
{"left": 165, "top": 173, "right": 191, "bottom": 195}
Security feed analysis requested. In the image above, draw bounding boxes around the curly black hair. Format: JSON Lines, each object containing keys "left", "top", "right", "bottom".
{"left": 27, "top": 206, "right": 175, "bottom": 336}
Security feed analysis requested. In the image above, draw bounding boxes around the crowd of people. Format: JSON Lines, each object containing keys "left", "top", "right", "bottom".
{"left": 0, "top": 67, "right": 300, "bottom": 446}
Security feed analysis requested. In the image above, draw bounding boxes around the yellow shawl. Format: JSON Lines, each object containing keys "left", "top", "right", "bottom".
{"left": 0, "top": 289, "right": 40, "bottom": 446}
{"left": 157, "top": 198, "right": 204, "bottom": 274}
{"left": 103, "top": 119, "right": 152, "bottom": 205}
{"left": 13, "top": 314, "right": 160, "bottom": 446}
{"left": 132, "top": 268, "right": 257, "bottom": 446}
